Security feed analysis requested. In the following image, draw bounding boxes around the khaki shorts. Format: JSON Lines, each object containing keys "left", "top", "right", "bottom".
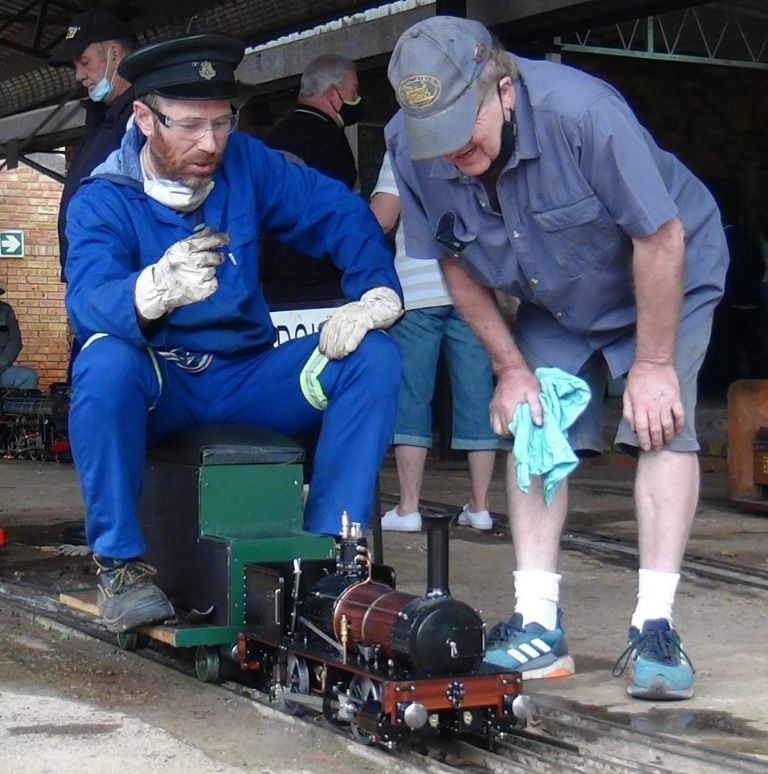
{"left": 519, "top": 319, "right": 713, "bottom": 456}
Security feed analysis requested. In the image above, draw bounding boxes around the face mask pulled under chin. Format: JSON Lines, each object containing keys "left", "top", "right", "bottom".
{"left": 140, "top": 141, "right": 215, "bottom": 213}
{"left": 88, "top": 54, "right": 115, "bottom": 103}
{"left": 338, "top": 96, "right": 364, "bottom": 127}
{"left": 143, "top": 178, "right": 215, "bottom": 213}
{"left": 485, "top": 113, "right": 517, "bottom": 178}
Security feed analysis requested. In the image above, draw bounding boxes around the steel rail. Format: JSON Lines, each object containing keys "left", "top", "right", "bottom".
{"left": 381, "top": 494, "right": 768, "bottom": 593}
{"left": 2, "top": 577, "right": 767, "bottom": 773}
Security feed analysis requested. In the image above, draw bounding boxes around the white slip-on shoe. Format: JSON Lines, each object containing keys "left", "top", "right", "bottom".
{"left": 380, "top": 507, "right": 422, "bottom": 532}
{"left": 457, "top": 503, "right": 493, "bottom": 531}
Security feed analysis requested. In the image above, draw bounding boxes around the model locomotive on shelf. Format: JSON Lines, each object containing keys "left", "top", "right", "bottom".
{"left": 0, "top": 385, "right": 71, "bottom": 461}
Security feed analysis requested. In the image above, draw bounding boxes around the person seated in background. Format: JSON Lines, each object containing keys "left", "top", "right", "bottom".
{"left": 370, "top": 152, "right": 504, "bottom": 533}
{"left": 64, "top": 33, "right": 403, "bottom": 633}
{"left": 261, "top": 53, "right": 363, "bottom": 304}
{"left": 0, "top": 288, "right": 39, "bottom": 391}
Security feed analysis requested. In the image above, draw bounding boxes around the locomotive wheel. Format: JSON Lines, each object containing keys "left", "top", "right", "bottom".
{"left": 195, "top": 646, "right": 221, "bottom": 683}
{"left": 349, "top": 676, "right": 381, "bottom": 746}
{"left": 116, "top": 631, "right": 149, "bottom": 651}
{"left": 277, "top": 653, "right": 309, "bottom": 716}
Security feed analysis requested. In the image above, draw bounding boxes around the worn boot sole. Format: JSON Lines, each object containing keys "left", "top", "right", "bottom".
{"left": 98, "top": 589, "right": 175, "bottom": 633}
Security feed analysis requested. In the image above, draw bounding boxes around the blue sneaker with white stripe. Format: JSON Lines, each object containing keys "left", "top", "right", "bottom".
{"left": 484, "top": 610, "right": 575, "bottom": 679}
{"left": 613, "top": 618, "right": 694, "bottom": 700}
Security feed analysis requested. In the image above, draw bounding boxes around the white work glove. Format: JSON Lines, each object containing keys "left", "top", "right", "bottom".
{"left": 319, "top": 286, "right": 403, "bottom": 359}
{"left": 134, "top": 227, "right": 230, "bottom": 320}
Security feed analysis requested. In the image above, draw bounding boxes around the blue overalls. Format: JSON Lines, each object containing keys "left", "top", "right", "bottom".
{"left": 65, "top": 128, "right": 402, "bottom": 559}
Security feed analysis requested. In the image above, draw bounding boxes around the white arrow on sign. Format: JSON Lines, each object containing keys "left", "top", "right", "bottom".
{"left": 1, "top": 233, "right": 21, "bottom": 253}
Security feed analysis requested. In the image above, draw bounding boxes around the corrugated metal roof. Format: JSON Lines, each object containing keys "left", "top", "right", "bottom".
{"left": 0, "top": 0, "right": 389, "bottom": 118}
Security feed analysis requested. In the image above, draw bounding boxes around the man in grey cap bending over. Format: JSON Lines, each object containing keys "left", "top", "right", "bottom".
{"left": 385, "top": 15, "right": 727, "bottom": 701}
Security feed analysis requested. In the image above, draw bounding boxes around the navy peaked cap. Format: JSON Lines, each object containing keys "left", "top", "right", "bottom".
{"left": 49, "top": 9, "right": 133, "bottom": 65}
{"left": 118, "top": 33, "right": 245, "bottom": 99}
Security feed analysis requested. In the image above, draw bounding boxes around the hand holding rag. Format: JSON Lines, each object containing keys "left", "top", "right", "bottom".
{"left": 510, "top": 367, "right": 591, "bottom": 505}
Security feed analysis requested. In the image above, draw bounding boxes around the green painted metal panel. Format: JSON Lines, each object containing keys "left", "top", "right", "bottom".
{"left": 170, "top": 625, "right": 244, "bottom": 648}
{"left": 195, "top": 461, "right": 335, "bottom": 633}
{"left": 199, "top": 463, "right": 303, "bottom": 538}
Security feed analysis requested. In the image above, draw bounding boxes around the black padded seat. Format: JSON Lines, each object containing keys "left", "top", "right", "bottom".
{"left": 146, "top": 424, "right": 305, "bottom": 466}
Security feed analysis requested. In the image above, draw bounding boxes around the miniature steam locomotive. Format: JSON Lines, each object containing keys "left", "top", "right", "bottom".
{"left": 0, "top": 385, "right": 71, "bottom": 461}
{"left": 237, "top": 513, "right": 530, "bottom": 746}
{"left": 95, "top": 424, "right": 530, "bottom": 748}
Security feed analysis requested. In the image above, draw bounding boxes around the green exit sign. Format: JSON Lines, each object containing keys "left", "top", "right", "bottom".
{"left": 0, "top": 230, "right": 24, "bottom": 257}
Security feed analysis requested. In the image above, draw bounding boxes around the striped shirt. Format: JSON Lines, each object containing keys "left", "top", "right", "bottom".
{"left": 372, "top": 152, "right": 450, "bottom": 311}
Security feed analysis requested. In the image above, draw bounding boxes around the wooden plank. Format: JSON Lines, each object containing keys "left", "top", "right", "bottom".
{"left": 59, "top": 589, "right": 180, "bottom": 645}
{"left": 59, "top": 590, "right": 97, "bottom": 615}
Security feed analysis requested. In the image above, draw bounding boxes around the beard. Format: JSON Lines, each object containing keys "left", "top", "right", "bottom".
{"left": 147, "top": 130, "right": 222, "bottom": 190}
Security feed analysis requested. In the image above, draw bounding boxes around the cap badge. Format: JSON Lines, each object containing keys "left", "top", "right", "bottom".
{"left": 65, "top": 24, "right": 81, "bottom": 40}
{"left": 473, "top": 43, "right": 487, "bottom": 64}
{"left": 398, "top": 75, "right": 441, "bottom": 110}
{"left": 198, "top": 61, "right": 217, "bottom": 80}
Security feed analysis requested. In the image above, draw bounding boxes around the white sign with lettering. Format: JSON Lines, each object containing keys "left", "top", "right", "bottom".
{"left": 270, "top": 306, "right": 337, "bottom": 347}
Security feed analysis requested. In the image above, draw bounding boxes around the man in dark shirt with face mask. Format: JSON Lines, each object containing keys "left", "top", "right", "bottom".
{"left": 50, "top": 9, "right": 138, "bottom": 281}
{"left": 261, "top": 54, "right": 364, "bottom": 304}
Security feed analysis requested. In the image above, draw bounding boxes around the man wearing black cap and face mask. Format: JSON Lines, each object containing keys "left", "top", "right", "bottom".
{"left": 261, "top": 53, "right": 363, "bottom": 303}
{"left": 49, "top": 9, "right": 138, "bottom": 280}
{"left": 63, "top": 33, "right": 402, "bottom": 634}
{"left": 385, "top": 16, "right": 728, "bottom": 702}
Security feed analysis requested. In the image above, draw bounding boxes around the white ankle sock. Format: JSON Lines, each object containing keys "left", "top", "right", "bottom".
{"left": 513, "top": 570, "right": 560, "bottom": 630}
{"left": 631, "top": 568, "right": 680, "bottom": 629}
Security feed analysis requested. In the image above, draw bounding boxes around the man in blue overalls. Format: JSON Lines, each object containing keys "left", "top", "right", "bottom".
{"left": 64, "top": 33, "right": 403, "bottom": 633}
{"left": 385, "top": 17, "right": 727, "bottom": 701}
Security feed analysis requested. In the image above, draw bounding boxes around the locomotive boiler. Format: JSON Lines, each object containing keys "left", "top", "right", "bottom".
{"left": 300, "top": 515, "right": 484, "bottom": 675}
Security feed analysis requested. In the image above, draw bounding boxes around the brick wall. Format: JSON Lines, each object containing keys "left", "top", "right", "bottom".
{"left": 0, "top": 163, "right": 67, "bottom": 388}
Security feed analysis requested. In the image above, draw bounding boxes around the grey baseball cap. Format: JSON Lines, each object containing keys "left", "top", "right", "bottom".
{"left": 388, "top": 16, "right": 492, "bottom": 161}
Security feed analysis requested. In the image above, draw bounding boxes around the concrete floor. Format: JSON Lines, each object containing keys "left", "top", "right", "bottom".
{"left": 1, "top": 452, "right": 768, "bottom": 770}
{"left": 379, "top": 455, "right": 768, "bottom": 763}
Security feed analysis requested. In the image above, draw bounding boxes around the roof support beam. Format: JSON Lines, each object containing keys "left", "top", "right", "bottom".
{"left": 435, "top": 0, "right": 466, "bottom": 16}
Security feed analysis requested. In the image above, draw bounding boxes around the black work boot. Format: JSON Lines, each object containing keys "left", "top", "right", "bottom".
{"left": 94, "top": 556, "right": 175, "bottom": 632}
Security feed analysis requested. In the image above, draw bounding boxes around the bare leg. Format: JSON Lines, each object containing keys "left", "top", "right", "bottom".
{"left": 635, "top": 450, "right": 699, "bottom": 571}
{"left": 395, "top": 445, "right": 428, "bottom": 515}
{"left": 506, "top": 454, "right": 568, "bottom": 571}
{"left": 467, "top": 449, "right": 497, "bottom": 511}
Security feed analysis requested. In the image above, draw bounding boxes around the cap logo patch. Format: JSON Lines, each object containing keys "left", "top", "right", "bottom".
{"left": 398, "top": 75, "right": 441, "bottom": 110}
{"left": 65, "top": 24, "right": 81, "bottom": 40}
{"left": 198, "top": 61, "right": 216, "bottom": 80}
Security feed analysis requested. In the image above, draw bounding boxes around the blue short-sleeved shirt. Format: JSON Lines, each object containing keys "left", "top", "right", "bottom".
{"left": 386, "top": 55, "right": 728, "bottom": 377}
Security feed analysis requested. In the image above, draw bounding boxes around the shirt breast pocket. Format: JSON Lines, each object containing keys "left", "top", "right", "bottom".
{"left": 530, "top": 196, "right": 616, "bottom": 276}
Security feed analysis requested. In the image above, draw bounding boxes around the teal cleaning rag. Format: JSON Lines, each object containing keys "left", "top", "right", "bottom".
{"left": 510, "top": 367, "right": 591, "bottom": 505}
